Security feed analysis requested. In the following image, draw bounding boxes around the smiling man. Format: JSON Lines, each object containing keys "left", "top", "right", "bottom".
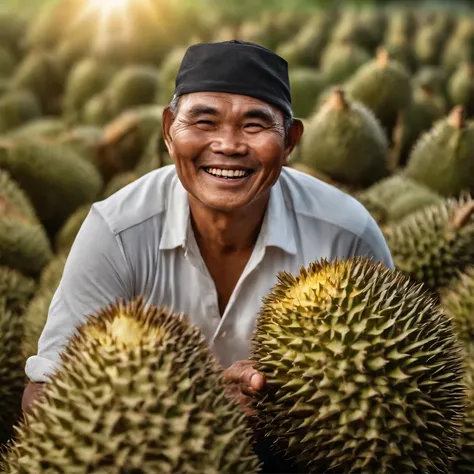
{"left": 22, "top": 41, "right": 393, "bottom": 429}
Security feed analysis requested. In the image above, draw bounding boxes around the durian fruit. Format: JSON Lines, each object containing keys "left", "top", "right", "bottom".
{"left": 382, "top": 33, "right": 418, "bottom": 74}
{"left": 288, "top": 68, "right": 327, "bottom": 119}
{"left": 301, "top": 88, "right": 389, "bottom": 188}
{"left": 102, "top": 171, "right": 139, "bottom": 199}
{"left": 56, "top": 126, "right": 103, "bottom": 170}
{"left": 0, "top": 90, "right": 42, "bottom": 134}
{"left": 384, "top": 193, "right": 474, "bottom": 292}
{"left": 0, "top": 187, "right": 53, "bottom": 277}
{"left": 250, "top": 258, "right": 465, "bottom": 473}
{"left": 414, "top": 23, "right": 449, "bottom": 66}
{"left": 0, "top": 169, "right": 37, "bottom": 222}
{"left": 355, "top": 174, "right": 443, "bottom": 223}
{"left": 0, "top": 12, "right": 26, "bottom": 57}
{"left": 276, "top": 14, "right": 331, "bottom": 68}
{"left": 448, "top": 63, "right": 474, "bottom": 118}
{"left": 412, "top": 66, "right": 448, "bottom": 98}
{"left": 134, "top": 129, "right": 169, "bottom": 176}
{"left": 22, "top": 253, "right": 68, "bottom": 360}
{"left": 346, "top": 47, "right": 412, "bottom": 141}
{"left": 106, "top": 66, "right": 160, "bottom": 118}
{"left": 62, "top": 57, "right": 117, "bottom": 123}
{"left": 404, "top": 106, "right": 474, "bottom": 197}
{"left": 0, "top": 139, "right": 103, "bottom": 234}
{"left": 3, "top": 298, "right": 261, "bottom": 474}
{"left": 0, "top": 300, "right": 26, "bottom": 446}
{"left": 319, "top": 42, "right": 371, "bottom": 85}
{"left": 82, "top": 92, "right": 113, "bottom": 126}
{"left": 0, "top": 266, "right": 36, "bottom": 315}
{"left": 156, "top": 47, "right": 186, "bottom": 105}
{"left": 54, "top": 204, "right": 91, "bottom": 254}
{"left": 5, "top": 118, "right": 68, "bottom": 140}
{"left": 392, "top": 85, "right": 447, "bottom": 167}
{"left": 8, "top": 51, "right": 66, "bottom": 115}
{"left": 0, "top": 46, "right": 15, "bottom": 79}
{"left": 440, "top": 267, "right": 474, "bottom": 349}
{"left": 96, "top": 105, "right": 164, "bottom": 181}
{"left": 384, "top": 9, "right": 416, "bottom": 44}
{"left": 441, "top": 19, "right": 474, "bottom": 76}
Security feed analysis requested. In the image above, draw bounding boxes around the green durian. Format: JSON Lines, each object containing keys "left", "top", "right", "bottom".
{"left": 346, "top": 47, "right": 412, "bottom": 141}
{"left": 384, "top": 9, "right": 416, "bottom": 44}
{"left": 54, "top": 204, "right": 91, "bottom": 254}
{"left": 250, "top": 257, "right": 465, "bottom": 473}
{"left": 319, "top": 42, "right": 371, "bottom": 85}
{"left": 6, "top": 118, "right": 68, "bottom": 140}
{"left": 0, "top": 90, "right": 42, "bottom": 134}
{"left": 414, "top": 23, "right": 449, "bottom": 66}
{"left": 56, "top": 125, "right": 103, "bottom": 165}
{"left": 441, "top": 19, "right": 474, "bottom": 75}
{"left": 82, "top": 92, "right": 113, "bottom": 126}
{"left": 288, "top": 68, "right": 327, "bottom": 119}
{"left": 0, "top": 139, "right": 103, "bottom": 234}
{"left": 3, "top": 298, "right": 261, "bottom": 474}
{"left": 96, "top": 105, "right": 164, "bottom": 180}
{"left": 440, "top": 267, "right": 474, "bottom": 348}
{"left": 9, "top": 51, "right": 66, "bottom": 115}
{"left": 156, "top": 47, "right": 186, "bottom": 105}
{"left": 0, "top": 169, "right": 37, "bottom": 222}
{"left": 0, "top": 300, "right": 26, "bottom": 446}
{"left": 63, "top": 57, "right": 117, "bottom": 122}
{"left": 412, "top": 66, "right": 448, "bottom": 97}
{"left": 404, "top": 106, "right": 474, "bottom": 197}
{"left": 107, "top": 66, "right": 160, "bottom": 117}
{"left": 102, "top": 171, "right": 139, "bottom": 199}
{"left": 0, "top": 266, "right": 36, "bottom": 315}
{"left": 382, "top": 36, "right": 418, "bottom": 74}
{"left": 134, "top": 129, "right": 168, "bottom": 176}
{"left": 448, "top": 63, "right": 474, "bottom": 118}
{"left": 0, "top": 12, "right": 26, "bottom": 56}
{"left": 0, "top": 190, "right": 53, "bottom": 277}
{"left": 301, "top": 88, "right": 389, "bottom": 188}
{"left": 384, "top": 193, "right": 474, "bottom": 292}
{"left": 0, "top": 46, "right": 15, "bottom": 78}
{"left": 355, "top": 174, "right": 443, "bottom": 223}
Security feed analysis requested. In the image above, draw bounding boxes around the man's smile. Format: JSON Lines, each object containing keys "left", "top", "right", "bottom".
{"left": 202, "top": 167, "right": 254, "bottom": 179}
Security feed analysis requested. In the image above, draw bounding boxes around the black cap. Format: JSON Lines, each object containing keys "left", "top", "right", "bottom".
{"left": 174, "top": 40, "right": 292, "bottom": 117}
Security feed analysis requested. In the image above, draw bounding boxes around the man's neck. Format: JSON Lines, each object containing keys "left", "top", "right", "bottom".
{"left": 188, "top": 192, "right": 270, "bottom": 254}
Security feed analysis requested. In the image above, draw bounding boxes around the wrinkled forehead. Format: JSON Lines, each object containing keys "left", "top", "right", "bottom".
{"left": 176, "top": 91, "right": 284, "bottom": 122}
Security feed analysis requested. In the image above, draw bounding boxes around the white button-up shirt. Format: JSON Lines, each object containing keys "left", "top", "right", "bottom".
{"left": 26, "top": 165, "right": 394, "bottom": 382}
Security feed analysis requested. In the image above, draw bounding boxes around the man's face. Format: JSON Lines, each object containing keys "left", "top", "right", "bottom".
{"left": 162, "top": 92, "right": 301, "bottom": 213}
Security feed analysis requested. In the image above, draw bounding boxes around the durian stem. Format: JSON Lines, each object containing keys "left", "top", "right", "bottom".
{"left": 450, "top": 200, "right": 474, "bottom": 230}
{"left": 327, "top": 88, "right": 348, "bottom": 111}
{"left": 376, "top": 47, "right": 390, "bottom": 67}
{"left": 448, "top": 106, "right": 465, "bottom": 130}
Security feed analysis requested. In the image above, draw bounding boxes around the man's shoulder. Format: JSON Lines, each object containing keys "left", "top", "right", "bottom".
{"left": 93, "top": 165, "right": 178, "bottom": 235}
{"left": 280, "top": 166, "right": 372, "bottom": 238}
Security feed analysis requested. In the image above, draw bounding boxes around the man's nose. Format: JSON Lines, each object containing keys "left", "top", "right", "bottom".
{"left": 210, "top": 127, "right": 248, "bottom": 156}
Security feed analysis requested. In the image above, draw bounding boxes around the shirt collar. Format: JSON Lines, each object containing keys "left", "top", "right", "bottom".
{"left": 159, "top": 173, "right": 296, "bottom": 255}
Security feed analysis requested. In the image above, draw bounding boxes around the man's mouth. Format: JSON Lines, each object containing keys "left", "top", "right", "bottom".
{"left": 203, "top": 167, "right": 253, "bottom": 179}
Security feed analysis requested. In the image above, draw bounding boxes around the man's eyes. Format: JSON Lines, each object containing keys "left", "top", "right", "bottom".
{"left": 194, "top": 120, "right": 265, "bottom": 129}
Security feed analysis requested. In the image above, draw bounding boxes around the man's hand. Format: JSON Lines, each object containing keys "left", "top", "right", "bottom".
{"left": 223, "top": 360, "right": 265, "bottom": 416}
{"left": 22, "top": 382, "right": 46, "bottom": 415}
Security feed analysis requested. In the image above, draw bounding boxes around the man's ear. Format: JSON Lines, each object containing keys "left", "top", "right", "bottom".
{"left": 283, "top": 118, "right": 304, "bottom": 165}
{"left": 162, "top": 105, "right": 174, "bottom": 155}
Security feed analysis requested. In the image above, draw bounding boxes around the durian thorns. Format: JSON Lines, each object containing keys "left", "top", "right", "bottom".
{"left": 448, "top": 105, "right": 466, "bottom": 130}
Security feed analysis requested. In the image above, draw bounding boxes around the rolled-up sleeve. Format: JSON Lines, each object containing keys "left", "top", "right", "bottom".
{"left": 25, "top": 205, "right": 133, "bottom": 382}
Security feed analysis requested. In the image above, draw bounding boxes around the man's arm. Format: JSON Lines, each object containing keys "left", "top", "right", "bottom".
{"left": 23, "top": 205, "right": 134, "bottom": 412}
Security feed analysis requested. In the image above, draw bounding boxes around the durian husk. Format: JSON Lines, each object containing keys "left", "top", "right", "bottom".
{"left": 404, "top": 106, "right": 474, "bottom": 197}
{"left": 0, "top": 300, "right": 26, "bottom": 446}
{"left": 54, "top": 204, "right": 91, "bottom": 254}
{"left": 448, "top": 63, "right": 474, "bottom": 119}
{"left": 384, "top": 192, "right": 474, "bottom": 292}
{"left": 288, "top": 68, "right": 327, "bottom": 119}
{"left": 0, "top": 169, "right": 38, "bottom": 222}
{"left": 0, "top": 266, "right": 36, "bottom": 315}
{"left": 250, "top": 257, "right": 465, "bottom": 473}
{"left": 3, "top": 298, "right": 261, "bottom": 474}
{"left": 0, "top": 90, "right": 42, "bottom": 134}
{"left": 102, "top": 171, "right": 139, "bottom": 199}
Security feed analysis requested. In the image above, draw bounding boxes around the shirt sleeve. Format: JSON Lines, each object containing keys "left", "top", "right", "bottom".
{"left": 353, "top": 214, "right": 395, "bottom": 270}
{"left": 25, "top": 205, "right": 134, "bottom": 382}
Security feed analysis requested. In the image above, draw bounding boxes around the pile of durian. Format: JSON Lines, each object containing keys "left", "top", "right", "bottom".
{"left": 1, "top": 0, "right": 474, "bottom": 472}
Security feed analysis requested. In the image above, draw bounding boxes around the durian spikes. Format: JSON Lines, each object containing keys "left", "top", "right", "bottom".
{"left": 376, "top": 47, "right": 390, "bottom": 67}
{"left": 0, "top": 196, "right": 29, "bottom": 225}
{"left": 450, "top": 198, "right": 474, "bottom": 231}
{"left": 448, "top": 105, "right": 466, "bottom": 130}
{"left": 326, "top": 88, "right": 348, "bottom": 111}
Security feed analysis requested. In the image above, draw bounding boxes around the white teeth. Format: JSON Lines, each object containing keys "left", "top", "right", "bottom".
{"left": 204, "top": 168, "right": 249, "bottom": 178}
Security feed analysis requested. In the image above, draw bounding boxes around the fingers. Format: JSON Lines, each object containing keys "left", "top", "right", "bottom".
{"left": 223, "top": 360, "right": 266, "bottom": 392}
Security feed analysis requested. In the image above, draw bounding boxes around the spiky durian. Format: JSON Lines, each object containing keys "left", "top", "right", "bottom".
{"left": 441, "top": 19, "right": 474, "bottom": 75}
{"left": 0, "top": 300, "right": 26, "bottom": 446}
{"left": 156, "top": 47, "right": 186, "bottom": 105}
{"left": 0, "top": 169, "right": 37, "bottom": 221}
{"left": 382, "top": 36, "right": 418, "bottom": 74}
{"left": 134, "top": 129, "right": 169, "bottom": 176}
{"left": 440, "top": 267, "right": 474, "bottom": 349}
{"left": 404, "top": 106, "right": 474, "bottom": 197}
{"left": 346, "top": 47, "right": 412, "bottom": 141}
{"left": 356, "top": 174, "right": 442, "bottom": 223}
{"left": 250, "top": 257, "right": 465, "bottom": 473}
{"left": 448, "top": 63, "right": 474, "bottom": 118}
{"left": 107, "top": 66, "right": 160, "bottom": 117}
{"left": 0, "top": 266, "right": 36, "bottom": 314}
{"left": 319, "top": 42, "right": 371, "bottom": 85}
{"left": 5, "top": 118, "right": 68, "bottom": 140}
{"left": 8, "top": 51, "right": 65, "bottom": 115}
{"left": 0, "top": 138, "right": 103, "bottom": 233}
{"left": 288, "top": 68, "right": 327, "bottom": 119}
{"left": 96, "top": 105, "right": 164, "bottom": 180}
{"left": 3, "top": 298, "right": 261, "bottom": 474}
{"left": 384, "top": 193, "right": 474, "bottom": 292}
{"left": 414, "top": 23, "right": 449, "bottom": 66}
{"left": 0, "top": 191, "right": 53, "bottom": 277}
{"left": 81, "top": 91, "right": 113, "bottom": 126}
{"left": 62, "top": 57, "right": 117, "bottom": 122}
{"left": 0, "top": 12, "right": 26, "bottom": 56}
{"left": 55, "top": 204, "right": 91, "bottom": 254}
{"left": 0, "top": 46, "right": 15, "bottom": 78}
{"left": 56, "top": 125, "right": 103, "bottom": 165}
{"left": 102, "top": 171, "right": 139, "bottom": 199}
{"left": 301, "top": 88, "right": 389, "bottom": 188}
{"left": 412, "top": 66, "right": 448, "bottom": 98}
{"left": 0, "top": 90, "right": 42, "bottom": 134}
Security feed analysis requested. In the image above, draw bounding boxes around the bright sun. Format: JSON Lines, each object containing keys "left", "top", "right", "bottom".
{"left": 86, "top": 0, "right": 131, "bottom": 16}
